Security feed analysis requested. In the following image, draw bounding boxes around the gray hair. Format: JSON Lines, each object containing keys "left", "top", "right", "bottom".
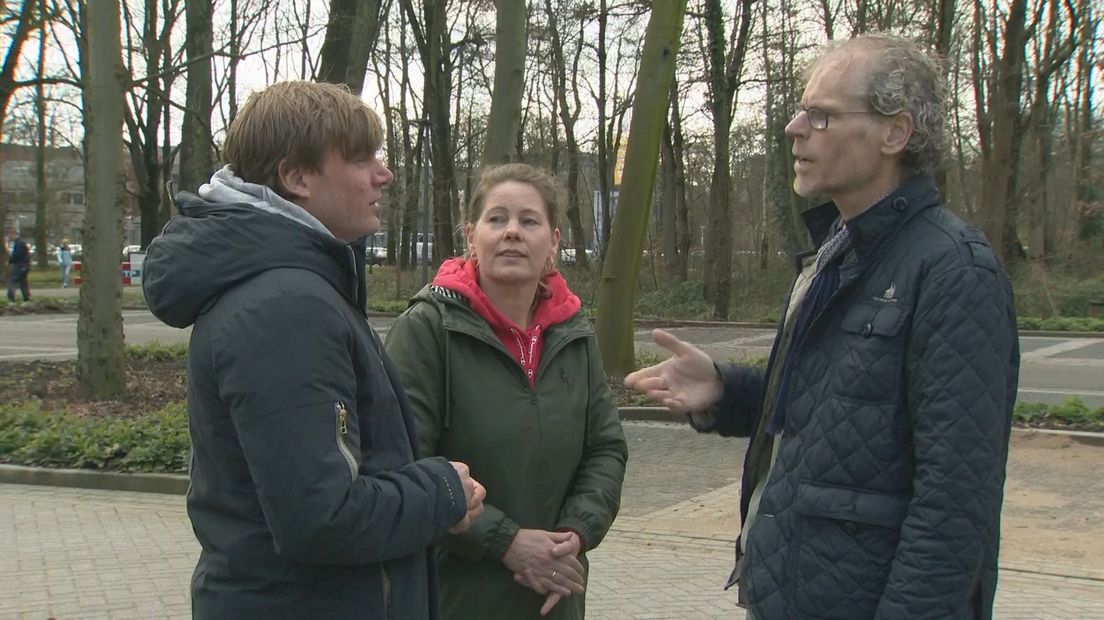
{"left": 811, "top": 33, "right": 947, "bottom": 174}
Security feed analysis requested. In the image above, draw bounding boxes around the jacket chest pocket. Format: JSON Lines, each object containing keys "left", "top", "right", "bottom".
{"left": 833, "top": 301, "right": 908, "bottom": 403}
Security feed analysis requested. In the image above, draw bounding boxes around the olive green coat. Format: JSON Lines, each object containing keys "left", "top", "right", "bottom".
{"left": 384, "top": 285, "right": 628, "bottom": 620}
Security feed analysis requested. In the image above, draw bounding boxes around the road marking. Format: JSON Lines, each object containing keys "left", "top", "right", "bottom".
{"left": 0, "top": 350, "right": 77, "bottom": 360}
{"left": 1019, "top": 387, "right": 1104, "bottom": 398}
{"left": 1022, "top": 338, "right": 1103, "bottom": 360}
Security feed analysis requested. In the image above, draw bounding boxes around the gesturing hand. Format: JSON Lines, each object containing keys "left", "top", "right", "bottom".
{"left": 447, "top": 461, "right": 486, "bottom": 534}
{"left": 623, "top": 329, "right": 723, "bottom": 413}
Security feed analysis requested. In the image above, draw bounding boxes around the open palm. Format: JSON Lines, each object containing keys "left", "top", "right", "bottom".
{"left": 623, "top": 329, "right": 723, "bottom": 413}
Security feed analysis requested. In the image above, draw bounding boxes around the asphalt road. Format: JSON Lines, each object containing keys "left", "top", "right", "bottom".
{"left": 1, "top": 305, "right": 1101, "bottom": 408}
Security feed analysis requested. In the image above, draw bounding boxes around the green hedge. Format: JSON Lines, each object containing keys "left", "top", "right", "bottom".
{"left": 0, "top": 402, "right": 189, "bottom": 473}
{"left": 1013, "top": 396, "right": 1104, "bottom": 428}
{"left": 2, "top": 396, "right": 1099, "bottom": 474}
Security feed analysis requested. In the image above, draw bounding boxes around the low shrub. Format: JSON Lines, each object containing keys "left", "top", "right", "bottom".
{"left": 1013, "top": 397, "right": 1104, "bottom": 429}
{"left": 0, "top": 401, "right": 189, "bottom": 473}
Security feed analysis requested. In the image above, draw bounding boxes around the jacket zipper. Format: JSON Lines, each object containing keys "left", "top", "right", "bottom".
{"left": 334, "top": 402, "right": 357, "bottom": 480}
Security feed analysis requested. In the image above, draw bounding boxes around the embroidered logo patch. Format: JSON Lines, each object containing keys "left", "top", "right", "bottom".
{"left": 874, "top": 282, "right": 898, "bottom": 304}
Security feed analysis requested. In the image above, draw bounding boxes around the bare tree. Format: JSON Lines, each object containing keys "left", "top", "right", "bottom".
{"left": 699, "top": 0, "right": 755, "bottom": 319}
{"left": 482, "top": 0, "right": 526, "bottom": 165}
{"left": 595, "top": 0, "right": 688, "bottom": 375}
{"left": 544, "top": 0, "right": 589, "bottom": 268}
{"left": 317, "top": 0, "right": 386, "bottom": 94}
{"left": 179, "top": 0, "right": 214, "bottom": 193}
{"left": 0, "top": 0, "right": 37, "bottom": 276}
{"left": 401, "top": 0, "right": 459, "bottom": 260}
{"left": 77, "top": 0, "right": 126, "bottom": 397}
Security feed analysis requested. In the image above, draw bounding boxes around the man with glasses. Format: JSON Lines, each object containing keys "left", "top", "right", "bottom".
{"left": 627, "top": 34, "right": 1018, "bottom": 619}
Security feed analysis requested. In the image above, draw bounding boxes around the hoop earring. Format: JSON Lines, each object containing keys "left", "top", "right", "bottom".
{"left": 542, "top": 256, "right": 555, "bottom": 275}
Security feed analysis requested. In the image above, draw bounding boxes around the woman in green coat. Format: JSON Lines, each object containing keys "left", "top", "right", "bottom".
{"left": 385, "top": 163, "right": 627, "bottom": 619}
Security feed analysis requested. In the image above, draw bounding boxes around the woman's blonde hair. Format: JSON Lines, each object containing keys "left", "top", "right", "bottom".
{"left": 221, "top": 81, "right": 384, "bottom": 195}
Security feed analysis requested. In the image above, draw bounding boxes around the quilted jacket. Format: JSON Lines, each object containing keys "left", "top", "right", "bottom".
{"left": 704, "top": 175, "right": 1020, "bottom": 619}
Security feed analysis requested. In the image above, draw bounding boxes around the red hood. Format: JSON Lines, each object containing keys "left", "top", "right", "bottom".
{"left": 432, "top": 257, "right": 581, "bottom": 332}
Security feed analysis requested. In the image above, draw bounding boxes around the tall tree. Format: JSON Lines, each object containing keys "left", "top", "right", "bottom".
{"left": 0, "top": 0, "right": 37, "bottom": 276}
{"left": 179, "top": 0, "right": 214, "bottom": 193}
{"left": 401, "top": 0, "right": 458, "bottom": 260}
{"left": 78, "top": 0, "right": 126, "bottom": 398}
{"left": 122, "top": 0, "right": 182, "bottom": 247}
{"left": 481, "top": 0, "right": 525, "bottom": 165}
{"left": 700, "top": 0, "right": 756, "bottom": 319}
{"left": 545, "top": 0, "right": 589, "bottom": 268}
{"left": 595, "top": 0, "right": 687, "bottom": 376}
{"left": 33, "top": 0, "right": 47, "bottom": 267}
{"left": 317, "top": 0, "right": 386, "bottom": 94}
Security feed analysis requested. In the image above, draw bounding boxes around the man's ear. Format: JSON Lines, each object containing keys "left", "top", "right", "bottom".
{"left": 277, "top": 159, "right": 310, "bottom": 200}
{"left": 882, "top": 112, "right": 914, "bottom": 157}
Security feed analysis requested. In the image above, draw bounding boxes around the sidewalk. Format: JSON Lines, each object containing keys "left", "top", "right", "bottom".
{"left": 2, "top": 423, "right": 1103, "bottom": 619}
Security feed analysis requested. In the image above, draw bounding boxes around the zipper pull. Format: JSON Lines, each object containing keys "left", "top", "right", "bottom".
{"left": 337, "top": 402, "right": 348, "bottom": 434}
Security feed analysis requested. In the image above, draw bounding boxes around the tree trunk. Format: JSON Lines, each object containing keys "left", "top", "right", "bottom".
{"left": 179, "top": 0, "right": 214, "bottom": 193}
{"left": 34, "top": 0, "right": 48, "bottom": 268}
{"left": 545, "top": 0, "right": 588, "bottom": 268}
{"left": 0, "top": 0, "right": 35, "bottom": 275}
{"left": 78, "top": 0, "right": 127, "bottom": 398}
{"left": 482, "top": 0, "right": 526, "bottom": 166}
{"left": 977, "top": 0, "right": 1028, "bottom": 264}
{"left": 701, "top": 0, "right": 754, "bottom": 316}
{"left": 318, "top": 0, "right": 384, "bottom": 94}
{"left": 596, "top": 0, "right": 611, "bottom": 260}
{"left": 595, "top": 0, "right": 687, "bottom": 376}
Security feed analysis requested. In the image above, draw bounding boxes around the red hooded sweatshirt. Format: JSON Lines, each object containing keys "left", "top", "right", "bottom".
{"left": 432, "top": 257, "right": 582, "bottom": 388}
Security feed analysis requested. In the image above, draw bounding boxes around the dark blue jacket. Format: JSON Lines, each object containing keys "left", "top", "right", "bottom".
{"left": 143, "top": 194, "right": 467, "bottom": 619}
{"left": 704, "top": 175, "right": 1019, "bottom": 619}
{"left": 9, "top": 237, "right": 30, "bottom": 267}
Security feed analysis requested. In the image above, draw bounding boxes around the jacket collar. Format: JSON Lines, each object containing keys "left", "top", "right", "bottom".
{"left": 801, "top": 174, "right": 942, "bottom": 261}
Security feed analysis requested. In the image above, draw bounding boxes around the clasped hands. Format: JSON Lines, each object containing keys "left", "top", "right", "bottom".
{"left": 504, "top": 528, "right": 585, "bottom": 616}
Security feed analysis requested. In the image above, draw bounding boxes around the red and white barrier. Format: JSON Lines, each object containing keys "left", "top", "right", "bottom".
{"left": 71, "top": 252, "right": 144, "bottom": 286}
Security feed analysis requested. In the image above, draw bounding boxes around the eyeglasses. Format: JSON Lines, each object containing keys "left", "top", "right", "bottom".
{"left": 794, "top": 105, "right": 879, "bottom": 130}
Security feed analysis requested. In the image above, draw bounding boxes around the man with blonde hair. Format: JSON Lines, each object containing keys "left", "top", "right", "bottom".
{"left": 143, "top": 81, "right": 485, "bottom": 618}
{"left": 628, "top": 35, "right": 1018, "bottom": 619}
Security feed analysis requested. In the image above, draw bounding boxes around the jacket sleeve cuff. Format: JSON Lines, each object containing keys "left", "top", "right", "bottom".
{"left": 487, "top": 518, "right": 521, "bottom": 559}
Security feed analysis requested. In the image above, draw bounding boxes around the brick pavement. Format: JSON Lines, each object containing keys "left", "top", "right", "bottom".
{"left": 3, "top": 422, "right": 1104, "bottom": 619}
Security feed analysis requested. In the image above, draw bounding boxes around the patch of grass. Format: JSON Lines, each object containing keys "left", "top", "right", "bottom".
{"left": 126, "top": 341, "right": 188, "bottom": 361}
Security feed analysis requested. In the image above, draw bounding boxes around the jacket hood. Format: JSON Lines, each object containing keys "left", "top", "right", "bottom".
{"left": 143, "top": 168, "right": 359, "bottom": 328}
{"left": 430, "top": 257, "right": 581, "bottom": 332}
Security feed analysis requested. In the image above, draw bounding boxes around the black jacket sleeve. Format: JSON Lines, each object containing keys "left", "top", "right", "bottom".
{"left": 690, "top": 364, "right": 766, "bottom": 438}
{"left": 213, "top": 291, "right": 466, "bottom": 566}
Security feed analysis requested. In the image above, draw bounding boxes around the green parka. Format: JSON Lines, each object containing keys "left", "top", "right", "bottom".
{"left": 385, "top": 284, "right": 628, "bottom": 620}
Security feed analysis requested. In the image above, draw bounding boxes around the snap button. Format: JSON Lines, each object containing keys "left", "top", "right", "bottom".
{"left": 892, "top": 197, "right": 907, "bottom": 212}
{"left": 842, "top": 521, "right": 859, "bottom": 534}
{"left": 862, "top": 323, "right": 873, "bottom": 336}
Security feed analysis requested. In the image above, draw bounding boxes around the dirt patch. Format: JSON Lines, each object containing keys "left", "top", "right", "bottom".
{"left": 0, "top": 358, "right": 187, "bottom": 417}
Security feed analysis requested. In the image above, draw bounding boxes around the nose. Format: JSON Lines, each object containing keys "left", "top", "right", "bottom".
{"left": 375, "top": 162, "right": 394, "bottom": 187}
{"left": 784, "top": 111, "right": 807, "bottom": 139}
{"left": 503, "top": 217, "right": 522, "bottom": 238}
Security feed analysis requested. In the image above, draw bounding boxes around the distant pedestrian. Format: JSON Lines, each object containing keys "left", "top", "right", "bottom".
{"left": 57, "top": 240, "right": 73, "bottom": 288}
{"left": 6, "top": 228, "right": 30, "bottom": 302}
